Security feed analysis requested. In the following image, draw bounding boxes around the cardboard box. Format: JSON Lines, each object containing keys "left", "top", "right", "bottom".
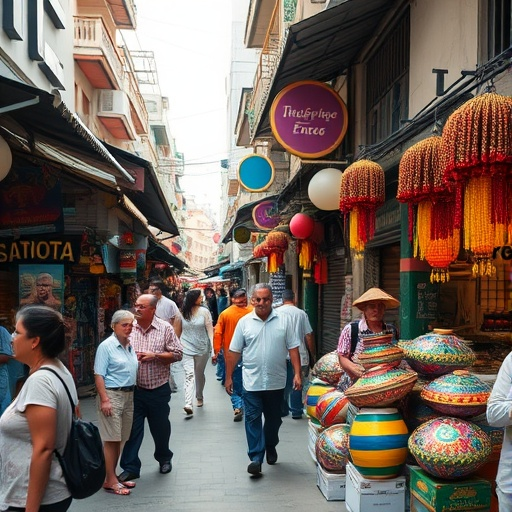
{"left": 345, "top": 462, "right": 406, "bottom": 512}
{"left": 317, "top": 463, "right": 346, "bottom": 501}
{"left": 308, "top": 419, "right": 322, "bottom": 464}
{"left": 409, "top": 466, "right": 491, "bottom": 512}
{"left": 410, "top": 494, "right": 490, "bottom": 512}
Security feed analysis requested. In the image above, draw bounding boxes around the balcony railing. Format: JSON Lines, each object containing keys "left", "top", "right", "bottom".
{"left": 248, "top": 1, "right": 288, "bottom": 140}
{"left": 123, "top": 71, "right": 149, "bottom": 134}
{"left": 74, "top": 16, "right": 124, "bottom": 89}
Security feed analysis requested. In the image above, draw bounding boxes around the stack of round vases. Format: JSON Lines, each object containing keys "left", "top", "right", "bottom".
{"left": 344, "top": 333, "right": 416, "bottom": 479}
{"left": 308, "top": 329, "right": 502, "bottom": 496}
{"left": 307, "top": 352, "right": 341, "bottom": 463}
{"left": 400, "top": 329, "right": 500, "bottom": 480}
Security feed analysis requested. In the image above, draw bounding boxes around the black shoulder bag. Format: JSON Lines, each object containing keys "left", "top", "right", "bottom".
{"left": 40, "top": 367, "right": 106, "bottom": 499}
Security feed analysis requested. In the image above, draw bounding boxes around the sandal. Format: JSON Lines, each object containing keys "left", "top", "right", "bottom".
{"left": 104, "top": 482, "right": 131, "bottom": 495}
{"left": 120, "top": 480, "right": 136, "bottom": 489}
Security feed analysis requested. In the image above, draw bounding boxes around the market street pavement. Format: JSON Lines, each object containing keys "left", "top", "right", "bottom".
{"left": 69, "top": 361, "right": 347, "bottom": 512}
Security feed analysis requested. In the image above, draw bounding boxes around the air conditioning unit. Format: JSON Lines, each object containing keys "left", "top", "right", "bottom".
{"left": 97, "top": 89, "right": 136, "bottom": 140}
{"left": 98, "top": 89, "right": 130, "bottom": 117}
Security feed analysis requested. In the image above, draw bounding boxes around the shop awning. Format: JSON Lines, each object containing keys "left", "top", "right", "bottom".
{"left": 219, "top": 261, "right": 245, "bottom": 277}
{"left": 255, "top": 0, "right": 395, "bottom": 138}
{"left": 147, "top": 239, "right": 187, "bottom": 272}
{"left": 197, "top": 276, "right": 231, "bottom": 284}
{"left": 203, "top": 257, "right": 230, "bottom": 276}
{"left": 104, "top": 143, "right": 180, "bottom": 236}
{"left": 0, "top": 75, "right": 133, "bottom": 185}
{"left": 221, "top": 194, "right": 280, "bottom": 243}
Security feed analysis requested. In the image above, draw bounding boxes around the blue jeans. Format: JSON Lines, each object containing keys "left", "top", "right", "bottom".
{"left": 231, "top": 364, "right": 243, "bottom": 410}
{"left": 216, "top": 349, "right": 225, "bottom": 383}
{"left": 243, "top": 388, "right": 284, "bottom": 463}
{"left": 120, "top": 382, "right": 173, "bottom": 474}
{"left": 282, "top": 360, "right": 307, "bottom": 417}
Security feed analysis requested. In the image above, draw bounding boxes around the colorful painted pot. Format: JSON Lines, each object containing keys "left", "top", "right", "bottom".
{"left": 349, "top": 407, "right": 409, "bottom": 479}
{"left": 355, "top": 344, "right": 404, "bottom": 370}
{"left": 421, "top": 370, "right": 491, "bottom": 418}
{"left": 399, "top": 329, "right": 476, "bottom": 377}
{"left": 408, "top": 417, "right": 492, "bottom": 479}
{"left": 316, "top": 390, "right": 350, "bottom": 427}
{"left": 312, "top": 351, "right": 344, "bottom": 386}
{"left": 306, "top": 380, "right": 335, "bottom": 420}
{"left": 315, "top": 424, "right": 351, "bottom": 473}
{"left": 344, "top": 364, "right": 418, "bottom": 408}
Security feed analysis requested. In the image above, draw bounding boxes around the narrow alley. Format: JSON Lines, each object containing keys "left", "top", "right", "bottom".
{"left": 69, "top": 362, "right": 345, "bottom": 512}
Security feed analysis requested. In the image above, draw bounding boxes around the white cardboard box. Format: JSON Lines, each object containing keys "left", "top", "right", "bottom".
{"left": 345, "top": 462, "right": 406, "bottom": 512}
{"left": 317, "top": 463, "right": 346, "bottom": 501}
{"left": 308, "top": 419, "right": 323, "bottom": 464}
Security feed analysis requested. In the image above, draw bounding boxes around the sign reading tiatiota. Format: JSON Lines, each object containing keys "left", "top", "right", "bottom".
{"left": 270, "top": 80, "right": 348, "bottom": 158}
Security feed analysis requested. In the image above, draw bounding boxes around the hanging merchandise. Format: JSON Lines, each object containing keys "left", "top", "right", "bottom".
{"left": 339, "top": 160, "right": 385, "bottom": 258}
{"left": 397, "top": 136, "right": 459, "bottom": 283}
{"left": 441, "top": 92, "right": 512, "bottom": 277}
{"left": 264, "top": 230, "right": 289, "bottom": 273}
{"left": 296, "top": 239, "right": 316, "bottom": 270}
{"left": 314, "top": 254, "right": 328, "bottom": 284}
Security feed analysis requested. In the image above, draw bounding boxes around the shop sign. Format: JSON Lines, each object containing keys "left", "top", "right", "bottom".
{"left": 0, "top": 238, "right": 79, "bottom": 263}
{"left": 252, "top": 200, "right": 280, "bottom": 230}
{"left": 237, "top": 154, "right": 275, "bottom": 192}
{"left": 270, "top": 80, "right": 348, "bottom": 158}
{"left": 493, "top": 246, "right": 512, "bottom": 260}
{"left": 0, "top": 166, "right": 64, "bottom": 236}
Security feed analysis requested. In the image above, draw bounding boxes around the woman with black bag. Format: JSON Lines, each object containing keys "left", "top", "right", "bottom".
{"left": 0, "top": 305, "right": 76, "bottom": 512}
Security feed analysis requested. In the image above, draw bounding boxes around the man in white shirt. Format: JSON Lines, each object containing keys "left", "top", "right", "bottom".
{"left": 225, "top": 283, "right": 301, "bottom": 476}
{"left": 278, "top": 289, "right": 315, "bottom": 419}
{"left": 149, "top": 281, "right": 179, "bottom": 325}
{"left": 149, "top": 280, "right": 180, "bottom": 393}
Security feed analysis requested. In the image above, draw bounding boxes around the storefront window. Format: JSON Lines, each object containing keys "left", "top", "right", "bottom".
{"left": 366, "top": 8, "right": 410, "bottom": 145}
{"left": 488, "top": 0, "right": 512, "bottom": 58}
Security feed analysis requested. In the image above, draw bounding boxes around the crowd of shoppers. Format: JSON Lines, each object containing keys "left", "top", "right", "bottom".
{"left": 3, "top": 278, "right": 443, "bottom": 509}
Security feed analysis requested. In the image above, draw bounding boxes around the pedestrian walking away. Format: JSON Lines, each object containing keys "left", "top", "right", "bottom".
{"left": 225, "top": 283, "right": 301, "bottom": 476}
{"left": 173, "top": 289, "right": 213, "bottom": 417}
{"left": 94, "top": 309, "right": 138, "bottom": 496}
{"left": 278, "top": 289, "right": 316, "bottom": 419}
{"left": 119, "top": 294, "right": 183, "bottom": 483}
{"left": 213, "top": 288, "right": 252, "bottom": 422}
{"left": 204, "top": 287, "right": 219, "bottom": 326}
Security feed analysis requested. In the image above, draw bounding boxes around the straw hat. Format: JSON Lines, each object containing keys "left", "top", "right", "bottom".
{"left": 352, "top": 287, "right": 400, "bottom": 311}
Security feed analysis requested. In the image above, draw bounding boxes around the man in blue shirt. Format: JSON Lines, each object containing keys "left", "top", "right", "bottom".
{"left": 225, "top": 283, "right": 302, "bottom": 476}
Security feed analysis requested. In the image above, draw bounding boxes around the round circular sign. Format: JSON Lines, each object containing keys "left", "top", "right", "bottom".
{"left": 233, "top": 225, "right": 251, "bottom": 244}
{"left": 237, "top": 154, "right": 275, "bottom": 192}
{"left": 270, "top": 80, "right": 348, "bottom": 159}
{"left": 252, "top": 200, "right": 280, "bottom": 230}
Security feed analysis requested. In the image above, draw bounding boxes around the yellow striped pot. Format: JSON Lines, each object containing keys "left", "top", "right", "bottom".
{"left": 349, "top": 407, "right": 409, "bottom": 479}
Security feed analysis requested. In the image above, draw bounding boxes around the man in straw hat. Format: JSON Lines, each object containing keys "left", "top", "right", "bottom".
{"left": 336, "top": 287, "right": 399, "bottom": 391}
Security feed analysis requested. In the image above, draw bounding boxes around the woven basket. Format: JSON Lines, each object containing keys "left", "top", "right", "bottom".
{"left": 399, "top": 329, "right": 476, "bottom": 377}
{"left": 420, "top": 370, "right": 491, "bottom": 418}
{"left": 355, "top": 345, "right": 404, "bottom": 370}
{"left": 344, "top": 364, "right": 418, "bottom": 408}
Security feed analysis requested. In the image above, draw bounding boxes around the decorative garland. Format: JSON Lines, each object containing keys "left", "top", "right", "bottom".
{"left": 340, "top": 160, "right": 385, "bottom": 257}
